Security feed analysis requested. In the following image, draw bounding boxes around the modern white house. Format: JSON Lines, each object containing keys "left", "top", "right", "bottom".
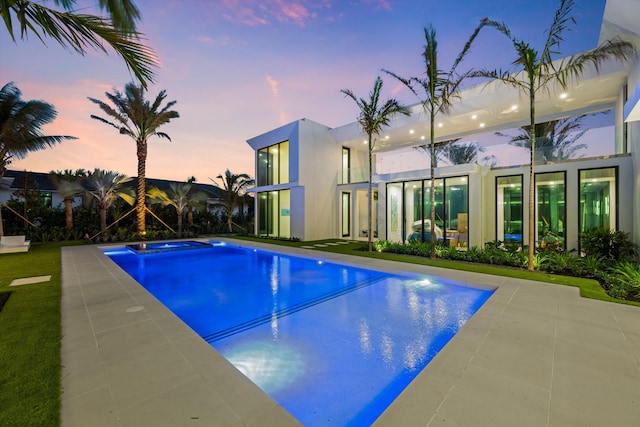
{"left": 247, "top": 0, "right": 640, "bottom": 250}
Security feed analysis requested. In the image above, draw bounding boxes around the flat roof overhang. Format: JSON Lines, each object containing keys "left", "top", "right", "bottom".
{"left": 331, "top": 60, "right": 628, "bottom": 152}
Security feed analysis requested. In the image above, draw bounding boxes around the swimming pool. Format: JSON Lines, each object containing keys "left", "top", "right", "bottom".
{"left": 105, "top": 241, "right": 494, "bottom": 426}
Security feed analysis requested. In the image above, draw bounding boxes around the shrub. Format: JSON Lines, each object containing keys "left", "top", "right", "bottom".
{"left": 610, "top": 261, "right": 640, "bottom": 299}
{"left": 580, "top": 228, "right": 638, "bottom": 262}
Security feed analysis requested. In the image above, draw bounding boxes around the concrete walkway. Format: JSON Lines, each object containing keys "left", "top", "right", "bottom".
{"left": 61, "top": 240, "right": 640, "bottom": 426}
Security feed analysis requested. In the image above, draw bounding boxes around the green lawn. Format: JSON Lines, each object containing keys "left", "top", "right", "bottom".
{"left": 0, "top": 237, "right": 636, "bottom": 426}
{"left": 0, "top": 242, "right": 80, "bottom": 427}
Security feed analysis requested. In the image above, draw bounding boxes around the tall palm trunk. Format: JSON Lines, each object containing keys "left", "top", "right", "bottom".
{"left": 0, "top": 169, "right": 4, "bottom": 238}
{"left": 227, "top": 207, "right": 233, "bottom": 233}
{"left": 177, "top": 211, "right": 183, "bottom": 235}
{"left": 136, "top": 141, "right": 147, "bottom": 236}
{"left": 430, "top": 111, "right": 436, "bottom": 259}
{"left": 64, "top": 197, "right": 74, "bottom": 228}
{"left": 368, "top": 135, "right": 373, "bottom": 252}
{"left": 528, "top": 88, "right": 536, "bottom": 271}
{"left": 100, "top": 205, "right": 108, "bottom": 232}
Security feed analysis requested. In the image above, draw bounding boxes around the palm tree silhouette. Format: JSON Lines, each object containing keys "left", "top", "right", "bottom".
{"left": 88, "top": 83, "right": 179, "bottom": 237}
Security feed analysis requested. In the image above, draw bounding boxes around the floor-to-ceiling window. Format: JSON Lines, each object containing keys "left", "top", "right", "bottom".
{"left": 445, "top": 177, "right": 469, "bottom": 247}
{"left": 342, "top": 147, "right": 350, "bottom": 184}
{"left": 356, "top": 189, "right": 377, "bottom": 238}
{"left": 257, "top": 189, "right": 290, "bottom": 238}
{"left": 496, "top": 175, "right": 523, "bottom": 243}
{"left": 405, "top": 180, "right": 423, "bottom": 241}
{"left": 423, "top": 179, "right": 445, "bottom": 238}
{"left": 257, "top": 140, "right": 289, "bottom": 186}
{"left": 536, "top": 172, "right": 566, "bottom": 249}
{"left": 341, "top": 192, "right": 351, "bottom": 237}
{"left": 386, "top": 176, "right": 467, "bottom": 246}
{"left": 579, "top": 167, "right": 617, "bottom": 233}
{"left": 386, "top": 183, "right": 403, "bottom": 242}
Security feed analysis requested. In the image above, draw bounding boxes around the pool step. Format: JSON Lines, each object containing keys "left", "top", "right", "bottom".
{"left": 203, "top": 275, "right": 392, "bottom": 343}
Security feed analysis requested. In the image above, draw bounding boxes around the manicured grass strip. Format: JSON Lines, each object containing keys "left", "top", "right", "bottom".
{"left": 228, "top": 236, "right": 640, "bottom": 306}
{"left": 0, "top": 242, "right": 67, "bottom": 427}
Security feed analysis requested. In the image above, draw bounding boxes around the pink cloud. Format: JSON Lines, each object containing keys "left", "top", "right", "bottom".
{"left": 266, "top": 75, "right": 279, "bottom": 97}
{"left": 220, "top": 0, "right": 323, "bottom": 27}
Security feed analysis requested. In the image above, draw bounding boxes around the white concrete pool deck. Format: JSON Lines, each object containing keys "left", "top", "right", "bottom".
{"left": 61, "top": 239, "right": 640, "bottom": 426}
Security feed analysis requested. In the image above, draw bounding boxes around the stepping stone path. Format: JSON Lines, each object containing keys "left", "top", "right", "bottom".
{"left": 10, "top": 275, "right": 51, "bottom": 287}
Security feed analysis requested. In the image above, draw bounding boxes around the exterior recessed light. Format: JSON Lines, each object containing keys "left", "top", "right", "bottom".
{"left": 421, "top": 136, "right": 425, "bottom": 140}
{"left": 384, "top": 135, "right": 390, "bottom": 140}
{"left": 438, "top": 123, "right": 443, "bottom": 128}
{"left": 471, "top": 114, "right": 478, "bottom": 120}
{"left": 479, "top": 123, "right": 485, "bottom": 128}
{"left": 363, "top": 140, "right": 367, "bottom": 144}
{"left": 560, "top": 93, "right": 568, "bottom": 99}
{"left": 511, "top": 105, "right": 518, "bottom": 110}
{"left": 409, "top": 129, "right": 415, "bottom": 134}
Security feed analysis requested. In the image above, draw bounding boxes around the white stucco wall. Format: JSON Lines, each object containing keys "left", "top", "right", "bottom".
{"left": 297, "top": 119, "right": 339, "bottom": 241}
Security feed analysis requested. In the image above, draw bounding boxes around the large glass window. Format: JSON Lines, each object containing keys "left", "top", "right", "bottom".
{"left": 40, "top": 191, "right": 53, "bottom": 209}
{"left": 496, "top": 175, "right": 523, "bottom": 243}
{"left": 257, "top": 140, "right": 289, "bottom": 186}
{"left": 405, "top": 180, "right": 425, "bottom": 241}
{"left": 386, "top": 177, "right": 467, "bottom": 246}
{"left": 536, "top": 172, "right": 566, "bottom": 249}
{"left": 341, "top": 192, "right": 350, "bottom": 237}
{"left": 356, "top": 189, "right": 377, "bottom": 238}
{"left": 257, "top": 189, "right": 290, "bottom": 238}
{"left": 386, "top": 183, "right": 403, "bottom": 242}
{"left": 342, "top": 147, "right": 350, "bottom": 184}
{"left": 579, "top": 168, "right": 616, "bottom": 233}
{"left": 423, "top": 179, "right": 445, "bottom": 239}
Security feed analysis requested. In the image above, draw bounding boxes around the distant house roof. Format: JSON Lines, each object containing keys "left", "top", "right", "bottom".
{"left": 3, "top": 170, "right": 57, "bottom": 192}
{"left": 2, "top": 170, "right": 225, "bottom": 199}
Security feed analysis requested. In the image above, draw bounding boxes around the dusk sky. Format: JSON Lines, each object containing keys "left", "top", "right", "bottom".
{"left": 1, "top": 0, "right": 606, "bottom": 184}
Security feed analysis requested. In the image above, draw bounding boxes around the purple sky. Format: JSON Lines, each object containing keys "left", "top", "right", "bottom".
{"left": 1, "top": 0, "right": 606, "bottom": 183}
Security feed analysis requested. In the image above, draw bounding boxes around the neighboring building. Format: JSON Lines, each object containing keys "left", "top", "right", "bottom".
{"left": 0, "top": 170, "right": 225, "bottom": 212}
{"left": 246, "top": 0, "right": 640, "bottom": 250}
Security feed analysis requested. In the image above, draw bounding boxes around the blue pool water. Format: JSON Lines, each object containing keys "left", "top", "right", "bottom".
{"left": 105, "top": 242, "right": 494, "bottom": 426}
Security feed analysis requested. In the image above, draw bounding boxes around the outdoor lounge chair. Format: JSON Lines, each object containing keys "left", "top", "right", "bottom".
{"left": 0, "top": 235, "right": 31, "bottom": 254}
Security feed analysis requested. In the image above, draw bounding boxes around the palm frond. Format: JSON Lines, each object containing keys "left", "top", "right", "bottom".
{"left": 3, "top": 2, "right": 157, "bottom": 86}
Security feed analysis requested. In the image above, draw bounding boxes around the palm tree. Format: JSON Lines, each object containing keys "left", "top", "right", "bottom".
{"left": 0, "top": 82, "right": 76, "bottom": 237}
{"left": 49, "top": 168, "right": 86, "bottom": 228}
{"left": 341, "top": 77, "right": 410, "bottom": 251}
{"left": 473, "top": 0, "right": 635, "bottom": 270}
{"left": 210, "top": 170, "right": 255, "bottom": 233}
{"left": 414, "top": 138, "right": 461, "bottom": 167}
{"left": 148, "top": 182, "right": 207, "bottom": 236}
{"left": 441, "top": 141, "right": 497, "bottom": 167}
{"left": 85, "top": 169, "right": 134, "bottom": 232}
{"left": 1, "top": 0, "right": 157, "bottom": 86}
{"left": 497, "top": 115, "right": 588, "bottom": 163}
{"left": 88, "top": 83, "right": 179, "bottom": 237}
{"left": 384, "top": 20, "right": 488, "bottom": 258}
{"left": 186, "top": 176, "right": 197, "bottom": 226}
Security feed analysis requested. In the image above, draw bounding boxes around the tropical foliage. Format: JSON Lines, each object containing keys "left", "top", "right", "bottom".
{"left": 383, "top": 19, "right": 487, "bottom": 258}
{"left": 88, "top": 83, "right": 179, "bottom": 236}
{"left": 49, "top": 169, "right": 86, "bottom": 229}
{"left": 210, "top": 170, "right": 254, "bottom": 233}
{"left": 471, "top": 0, "right": 635, "bottom": 270}
{"left": 497, "top": 115, "right": 588, "bottom": 162}
{"left": 440, "top": 141, "right": 497, "bottom": 166}
{"left": 0, "top": 82, "right": 76, "bottom": 237}
{"left": 148, "top": 182, "right": 208, "bottom": 235}
{"left": 341, "top": 77, "right": 410, "bottom": 251}
{"left": 1, "top": 0, "right": 157, "bottom": 86}
{"left": 85, "top": 169, "right": 134, "bottom": 233}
